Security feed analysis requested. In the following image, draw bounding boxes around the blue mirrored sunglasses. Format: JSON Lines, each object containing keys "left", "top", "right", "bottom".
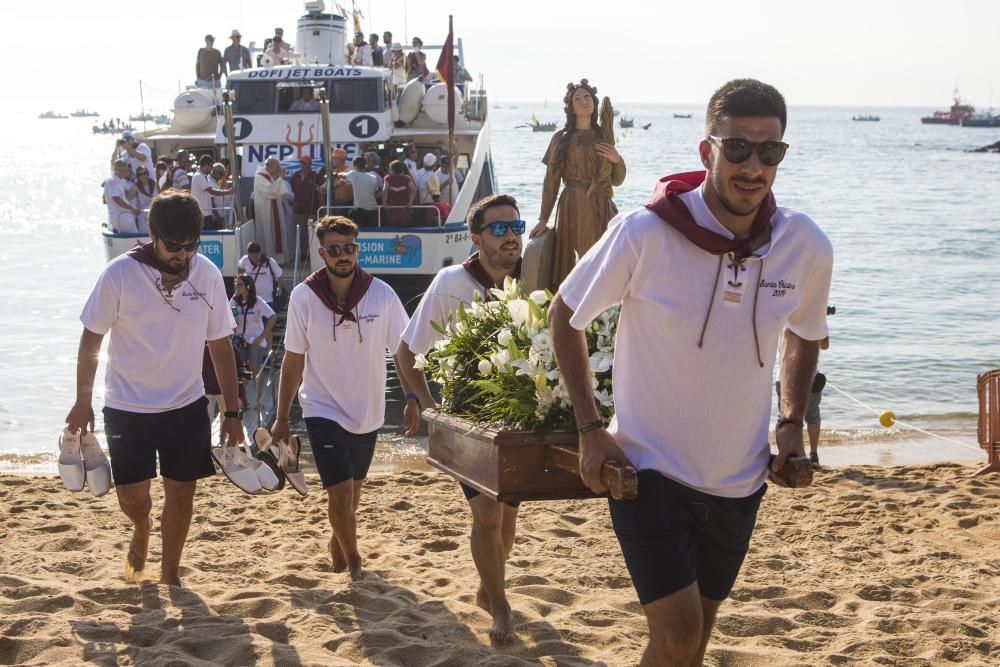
{"left": 483, "top": 220, "right": 526, "bottom": 237}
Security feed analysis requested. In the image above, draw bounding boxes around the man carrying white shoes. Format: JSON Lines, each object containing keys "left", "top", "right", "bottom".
{"left": 66, "top": 191, "right": 243, "bottom": 587}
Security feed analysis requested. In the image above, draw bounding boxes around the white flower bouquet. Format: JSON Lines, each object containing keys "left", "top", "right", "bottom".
{"left": 418, "top": 277, "right": 618, "bottom": 431}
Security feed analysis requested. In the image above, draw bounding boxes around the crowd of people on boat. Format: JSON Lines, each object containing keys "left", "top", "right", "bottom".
{"left": 102, "top": 132, "right": 465, "bottom": 255}
{"left": 193, "top": 26, "right": 472, "bottom": 90}
{"left": 101, "top": 133, "right": 236, "bottom": 234}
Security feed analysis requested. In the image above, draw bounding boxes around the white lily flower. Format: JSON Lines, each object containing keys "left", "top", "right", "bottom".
{"left": 497, "top": 329, "right": 513, "bottom": 346}
{"left": 478, "top": 359, "right": 494, "bottom": 376}
{"left": 413, "top": 354, "right": 428, "bottom": 370}
{"left": 506, "top": 299, "right": 530, "bottom": 326}
{"left": 528, "top": 290, "right": 549, "bottom": 305}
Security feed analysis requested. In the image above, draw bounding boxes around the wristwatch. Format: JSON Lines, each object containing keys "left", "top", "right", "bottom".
{"left": 223, "top": 410, "right": 244, "bottom": 420}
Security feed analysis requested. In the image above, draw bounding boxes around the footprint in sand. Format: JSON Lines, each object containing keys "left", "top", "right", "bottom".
{"left": 422, "top": 538, "right": 459, "bottom": 552}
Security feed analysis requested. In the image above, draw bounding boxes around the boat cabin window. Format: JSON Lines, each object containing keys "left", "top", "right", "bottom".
{"left": 330, "top": 79, "right": 380, "bottom": 113}
{"left": 278, "top": 84, "right": 322, "bottom": 112}
{"left": 231, "top": 78, "right": 382, "bottom": 114}
{"left": 232, "top": 82, "right": 274, "bottom": 114}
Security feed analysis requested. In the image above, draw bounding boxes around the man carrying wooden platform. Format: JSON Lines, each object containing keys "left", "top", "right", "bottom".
{"left": 396, "top": 194, "right": 525, "bottom": 644}
{"left": 550, "top": 78, "right": 833, "bottom": 666}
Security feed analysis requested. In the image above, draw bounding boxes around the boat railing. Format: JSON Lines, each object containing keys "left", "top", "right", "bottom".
{"left": 315, "top": 205, "right": 444, "bottom": 228}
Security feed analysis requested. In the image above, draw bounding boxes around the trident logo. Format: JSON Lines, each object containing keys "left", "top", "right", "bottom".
{"left": 285, "top": 120, "right": 316, "bottom": 160}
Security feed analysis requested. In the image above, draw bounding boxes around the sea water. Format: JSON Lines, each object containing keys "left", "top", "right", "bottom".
{"left": 1, "top": 104, "right": 997, "bottom": 472}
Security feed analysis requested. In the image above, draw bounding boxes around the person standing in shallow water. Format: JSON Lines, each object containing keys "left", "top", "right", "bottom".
{"left": 530, "top": 79, "right": 626, "bottom": 288}
{"left": 67, "top": 191, "right": 243, "bottom": 587}
{"left": 549, "top": 78, "right": 833, "bottom": 666}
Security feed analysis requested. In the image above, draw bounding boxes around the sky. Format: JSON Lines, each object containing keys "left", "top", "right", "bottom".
{"left": 8, "top": 0, "right": 1000, "bottom": 114}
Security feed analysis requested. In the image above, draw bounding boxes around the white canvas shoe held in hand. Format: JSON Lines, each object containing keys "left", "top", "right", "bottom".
{"left": 58, "top": 429, "right": 86, "bottom": 492}
{"left": 80, "top": 433, "right": 112, "bottom": 497}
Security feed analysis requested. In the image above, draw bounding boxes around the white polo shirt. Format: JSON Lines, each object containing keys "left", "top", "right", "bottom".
{"left": 238, "top": 255, "right": 283, "bottom": 303}
{"left": 103, "top": 176, "right": 132, "bottom": 227}
{"left": 191, "top": 171, "right": 216, "bottom": 215}
{"left": 231, "top": 297, "right": 275, "bottom": 348}
{"left": 284, "top": 277, "right": 409, "bottom": 434}
{"left": 119, "top": 143, "right": 153, "bottom": 179}
{"left": 559, "top": 186, "right": 833, "bottom": 498}
{"left": 401, "top": 264, "right": 486, "bottom": 355}
{"left": 80, "top": 253, "right": 237, "bottom": 413}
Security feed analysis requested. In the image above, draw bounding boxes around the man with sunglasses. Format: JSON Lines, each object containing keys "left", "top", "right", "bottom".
{"left": 550, "top": 78, "right": 833, "bottom": 665}
{"left": 270, "top": 216, "right": 414, "bottom": 581}
{"left": 395, "top": 194, "right": 526, "bottom": 643}
{"left": 67, "top": 191, "right": 242, "bottom": 587}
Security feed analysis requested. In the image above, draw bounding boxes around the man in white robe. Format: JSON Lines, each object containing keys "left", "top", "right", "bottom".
{"left": 253, "top": 158, "right": 290, "bottom": 263}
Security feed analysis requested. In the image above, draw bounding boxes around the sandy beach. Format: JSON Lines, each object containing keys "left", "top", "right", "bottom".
{"left": 0, "top": 463, "right": 997, "bottom": 666}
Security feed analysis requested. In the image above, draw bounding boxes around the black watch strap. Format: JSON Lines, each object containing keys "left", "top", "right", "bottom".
{"left": 223, "top": 410, "right": 243, "bottom": 420}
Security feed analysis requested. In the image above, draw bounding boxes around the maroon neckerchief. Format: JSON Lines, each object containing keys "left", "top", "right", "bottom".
{"left": 257, "top": 168, "right": 284, "bottom": 254}
{"left": 462, "top": 252, "right": 521, "bottom": 299}
{"left": 644, "top": 171, "right": 775, "bottom": 259}
{"left": 304, "top": 266, "right": 374, "bottom": 324}
{"left": 127, "top": 241, "right": 184, "bottom": 276}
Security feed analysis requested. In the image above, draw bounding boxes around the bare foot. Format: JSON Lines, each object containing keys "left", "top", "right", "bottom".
{"left": 475, "top": 585, "right": 491, "bottom": 613}
{"left": 123, "top": 517, "right": 153, "bottom": 583}
{"left": 329, "top": 538, "right": 347, "bottom": 573}
{"left": 159, "top": 573, "right": 182, "bottom": 587}
{"left": 489, "top": 602, "right": 515, "bottom": 644}
{"left": 348, "top": 562, "right": 365, "bottom": 582}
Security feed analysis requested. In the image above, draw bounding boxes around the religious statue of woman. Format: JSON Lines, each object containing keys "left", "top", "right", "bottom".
{"left": 529, "top": 79, "right": 626, "bottom": 288}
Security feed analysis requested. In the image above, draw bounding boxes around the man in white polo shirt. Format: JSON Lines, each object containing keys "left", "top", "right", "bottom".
{"left": 104, "top": 159, "right": 139, "bottom": 232}
{"left": 270, "top": 216, "right": 414, "bottom": 581}
{"left": 395, "top": 194, "right": 525, "bottom": 644}
{"left": 191, "top": 155, "right": 234, "bottom": 229}
{"left": 66, "top": 191, "right": 243, "bottom": 587}
{"left": 550, "top": 78, "right": 833, "bottom": 665}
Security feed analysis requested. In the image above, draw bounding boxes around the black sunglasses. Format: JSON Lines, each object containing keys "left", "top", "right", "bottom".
{"left": 480, "top": 220, "right": 526, "bottom": 237}
{"left": 708, "top": 136, "right": 789, "bottom": 167}
{"left": 161, "top": 238, "right": 200, "bottom": 253}
{"left": 322, "top": 243, "right": 359, "bottom": 256}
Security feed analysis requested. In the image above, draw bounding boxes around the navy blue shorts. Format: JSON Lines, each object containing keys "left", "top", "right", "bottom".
{"left": 460, "top": 482, "right": 521, "bottom": 508}
{"left": 304, "top": 417, "right": 378, "bottom": 488}
{"left": 103, "top": 397, "right": 215, "bottom": 485}
{"left": 609, "top": 470, "right": 766, "bottom": 604}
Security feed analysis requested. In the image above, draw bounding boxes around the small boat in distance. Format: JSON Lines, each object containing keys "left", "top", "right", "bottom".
{"left": 673, "top": 113, "right": 692, "bottom": 119}
{"left": 619, "top": 115, "right": 634, "bottom": 128}
{"left": 921, "top": 90, "right": 974, "bottom": 125}
{"left": 38, "top": 111, "right": 67, "bottom": 119}
{"left": 852, "top": 114, "right": 880, "bottom": 122}
{"left": 530, "top": 114, "right": 557, "bottom": 132}
{"left": 70, "top": 109, "right": 99, "bottom": 117}
{"left": 641, "top": 123, "right": 652, "bottom": 130}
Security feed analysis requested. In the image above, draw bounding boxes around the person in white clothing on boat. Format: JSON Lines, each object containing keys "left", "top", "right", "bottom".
{"left": 396, "top": 194, "right": 527, "bottom": 644}
{"left": 238, "top": 241, "right": 283, "bottom": 308}
{"left": 437, "top": 156, "right": 463, "bottom": 207}
{"left": 104, "top": 159, "right": 139, "bottom": 233}
{"left": 414, "top": 154, "right": 440, "bottom": 224}
{"left": 253, "top": 158, "right": 291, "bottom": 263}
{"left": 270, "top": 216, "right": 416, "bottom": 581}
{"left": 191, "top": 156, "right": 234, "bottom": 230}
{"left": 114, "top": 131, "right": 153, "bottom": 181}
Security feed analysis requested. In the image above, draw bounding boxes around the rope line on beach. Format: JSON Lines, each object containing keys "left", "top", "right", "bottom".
{"left": 825, "top": 380, "right": 983, "bottom": 454}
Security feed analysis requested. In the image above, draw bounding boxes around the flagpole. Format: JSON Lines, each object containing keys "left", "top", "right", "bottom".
{"left": 447, "top": 15, "right": 456, "bottom": 209}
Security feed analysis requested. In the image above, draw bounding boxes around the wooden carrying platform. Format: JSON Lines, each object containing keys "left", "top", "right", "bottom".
{"left": 976, "top": 369, "right": 1000, "bottom": 476}
{"left": 424, "top": 410, "right": 637, "bottom": 502}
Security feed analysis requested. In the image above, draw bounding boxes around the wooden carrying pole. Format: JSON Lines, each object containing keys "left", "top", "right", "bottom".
{"left": 447, "top": 14, "right": 456, "bottom": 205}
{"left": 320, "top": 88, "right": 333, "bottom": 213}
{"left": 221, "top": 91, "right": 244, "bottom": 224}
{"left": 548, "top": 444, "right": 637, "bottom": 500}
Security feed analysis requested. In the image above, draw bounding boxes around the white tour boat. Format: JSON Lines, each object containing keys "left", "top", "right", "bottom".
{"left": 103, "top": 0, "right": 493, "bottom": 306}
